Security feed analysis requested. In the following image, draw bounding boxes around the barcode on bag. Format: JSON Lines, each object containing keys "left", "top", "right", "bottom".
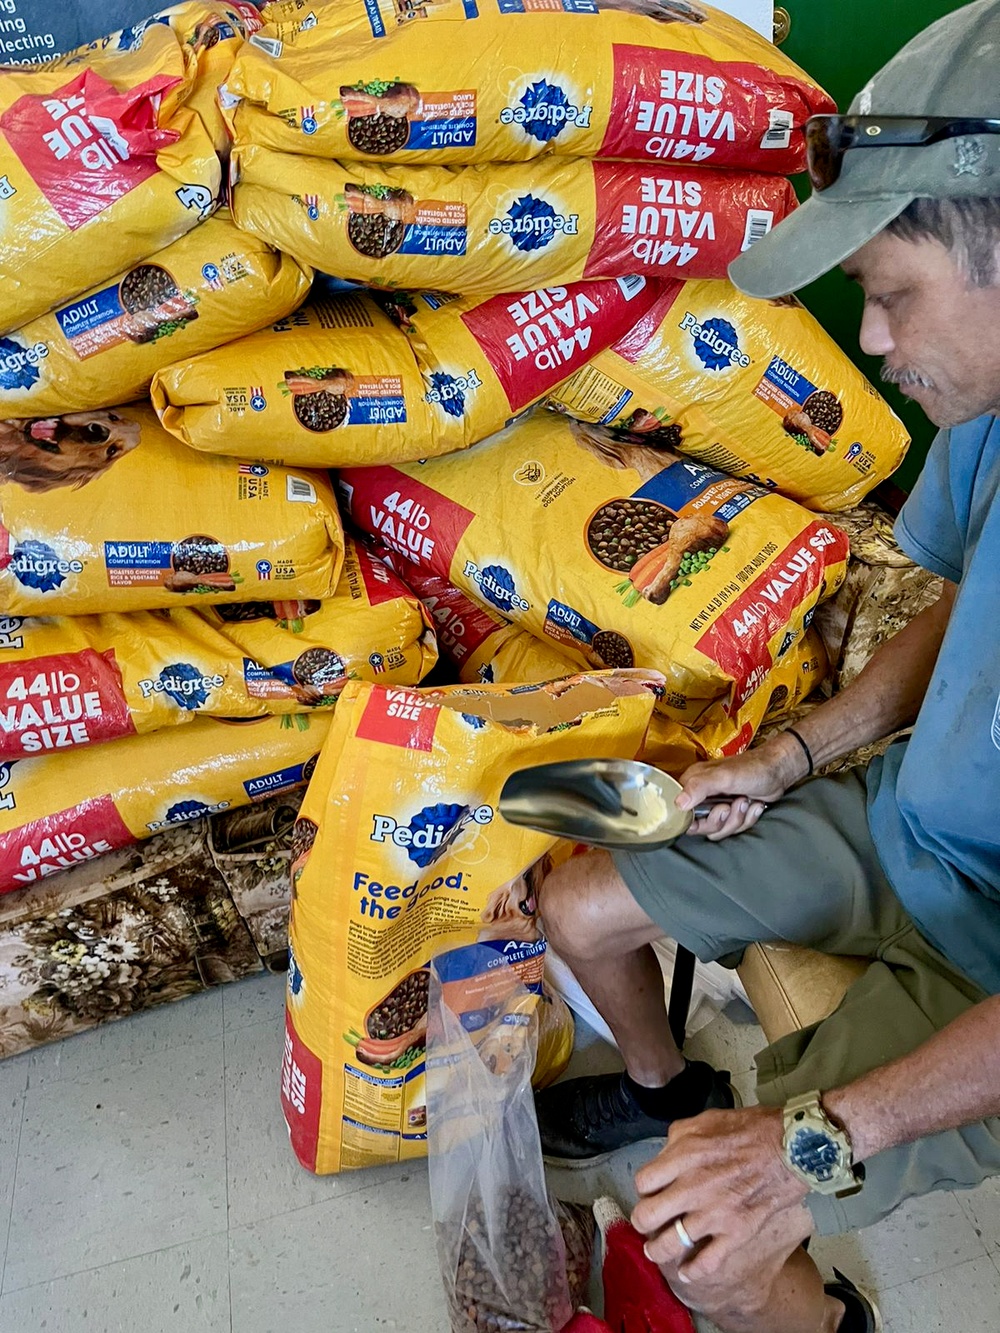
{"left": 742, "top": 210, "right": 775, "bottom": 251}
{"left": 287, "top": 475, "right": 317, "bottom": 503}
{"left": 616, "top": 274, "right": 647, "bottom": 301}
{"left": 249, "top": 33, "right": 283, "bottom": 57}
{"left": 761, "top": 109, "right": 794, "bottom": 150}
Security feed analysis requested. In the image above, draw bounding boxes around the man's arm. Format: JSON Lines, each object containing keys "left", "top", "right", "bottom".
{"left": 825, "top": 992, "right": 1000, "bottom": 1159}
{"left": 676, "top": 581, "right": 957, "bottom": 838}
{"left": 631, "top": 991, "right": 1000, "bottom": 1283}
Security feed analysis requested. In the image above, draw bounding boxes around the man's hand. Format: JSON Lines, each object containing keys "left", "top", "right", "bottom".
{"left": 677, "top": 734, "right": 807, "bottom": 841}
{"left": 631, "top": 1107, "right": 813, "bottom": 1285}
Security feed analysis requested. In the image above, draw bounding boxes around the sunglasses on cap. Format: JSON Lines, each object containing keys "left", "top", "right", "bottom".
{"left": 805, "top": 115, "right": 1000, "bottom": 192}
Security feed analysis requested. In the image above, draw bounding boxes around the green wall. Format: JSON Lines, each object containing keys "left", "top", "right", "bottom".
{"left": 780, "top": 2, "right": 963, "bottom": 491}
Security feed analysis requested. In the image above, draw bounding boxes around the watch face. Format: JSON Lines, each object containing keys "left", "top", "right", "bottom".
{"left": 789, "top": 1126, "right": 843, "bottom": 1183}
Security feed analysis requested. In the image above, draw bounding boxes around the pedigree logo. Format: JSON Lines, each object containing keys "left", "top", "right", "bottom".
{"left": 370, "top": 800, "right": 494, "bottom": 867}
{"left": 500, "top": 80, "right": 593, "bottom": 145}
{"left": 489, "top": 194, "right": 580, "bottom": 254}
{"left": 678, "top": 312, "right": 751, "bottom": 371}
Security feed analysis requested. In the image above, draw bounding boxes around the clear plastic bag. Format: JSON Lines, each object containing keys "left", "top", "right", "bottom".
{"left": 427, "top": 941, "right": 593, "bottom": 1333}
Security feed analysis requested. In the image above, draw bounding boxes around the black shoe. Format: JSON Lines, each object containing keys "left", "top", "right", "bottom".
{"left": 535, "top": 1062, "right": 739, "bottom": 1166}
{"left": 825, "top": 1268, "right": 882, "bottom": 1332}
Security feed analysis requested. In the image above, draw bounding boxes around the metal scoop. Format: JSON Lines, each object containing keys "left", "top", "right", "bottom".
{"left": 499, "top": 757, "right": 724, "bottom": 851}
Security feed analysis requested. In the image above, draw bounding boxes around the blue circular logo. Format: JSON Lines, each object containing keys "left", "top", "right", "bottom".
{"left": 159, "top": 662, "right": 212, "bottom": 711}
{"left": 201, "top": 262, "right": 220, "bottom": 284}
{"left": 518, "top": 80, "right": 572, "bottom": 144}
{"left": 250, "top": 394, "right": 267, "bottom": 412}
{"left": 307, "top": 205, "right": 320, "bottom": 222}
{"left": 302, "top": 116, "right": 318, "bottom": 135}
{"left": 691, "top": 318, "right": 741, "bottom": 372}
{"left": 428, "top": 371, "right": 466, "bottom": 419}
{"left": 256, "top": 559, "right": 273, "bottom": 578}
{"left": 248, "top": 463, "right": 269, "bottom": 476}
{"left": 368, "top": 652, "right": 385, "bottom": 670}
{"left": 506, "top": 195, "right": 558, "bottom": 254}
{"left": 478, "top": 564, "right": 519, "bottom": 613}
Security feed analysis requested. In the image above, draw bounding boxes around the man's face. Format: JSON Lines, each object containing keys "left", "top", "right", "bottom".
{"left": 843, "top": 229, "right": 1000, "bottom": 427}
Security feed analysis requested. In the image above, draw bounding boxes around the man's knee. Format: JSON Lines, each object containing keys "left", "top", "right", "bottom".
{"left": 539, "top": 850, "right": 656, "bottom": 961}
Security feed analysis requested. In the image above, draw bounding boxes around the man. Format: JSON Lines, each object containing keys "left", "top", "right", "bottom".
{"left": 535, "top": 4, "right": 1000, "bottom": 1330}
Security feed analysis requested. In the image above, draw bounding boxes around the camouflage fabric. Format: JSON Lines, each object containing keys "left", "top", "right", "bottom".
{"left": 0, "top": 819, "right": 262, "bottom": 1061}
{"left": 208, "top": 794, "right": 304, "bottom": 969}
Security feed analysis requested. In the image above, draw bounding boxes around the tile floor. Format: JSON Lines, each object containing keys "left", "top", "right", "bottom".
{"left": 0, "top": 972, "right": 998, "bottom": 1332}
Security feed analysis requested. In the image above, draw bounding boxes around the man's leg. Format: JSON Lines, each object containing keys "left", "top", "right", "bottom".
{"left": 536, "top": 849, "right": 738, "bottom": 1161}
{"left": 540, "top": 849, "right": 684, "bottom": 1084}
{"left": 535, "top": 768, "right": 901, "bottom": 1163}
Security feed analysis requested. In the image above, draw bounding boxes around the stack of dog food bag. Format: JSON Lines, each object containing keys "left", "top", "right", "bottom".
{"left": 0, "top": 5, "right": 438, "bottom": 901}
{"left": 0, "top": 7, "right": 914, "bottom": 1307}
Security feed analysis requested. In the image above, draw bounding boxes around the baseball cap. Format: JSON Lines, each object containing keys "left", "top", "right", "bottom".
{"left": 729, "top": 0, "right": 1000, "bottom": 298}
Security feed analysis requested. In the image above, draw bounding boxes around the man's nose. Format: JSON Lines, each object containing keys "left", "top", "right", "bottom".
{"left": 859, "top": 303, "right": 894, "bottom": 358}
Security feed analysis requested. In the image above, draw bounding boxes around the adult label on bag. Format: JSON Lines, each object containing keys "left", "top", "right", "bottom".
{"left": 398, "top": 201, "right": 468, "bottom": 257}
{"left": 244, "top": 758, "right": 315, "bottom": 801}
{"left": 405, "top": 92, "right": 477, "bottom": 152}
{"left": 104, "top": 540, "right": 173, "bottom": 586}
{"left": 346, "top": 377, "right": 407, "bottom": 425}
{"left": 0, "top": 649, "right": 133, "bottom": 757}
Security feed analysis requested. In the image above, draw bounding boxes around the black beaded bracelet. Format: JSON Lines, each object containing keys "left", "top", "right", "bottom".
{"left": 784, "top": 727, "right": 815, "bottom": 778}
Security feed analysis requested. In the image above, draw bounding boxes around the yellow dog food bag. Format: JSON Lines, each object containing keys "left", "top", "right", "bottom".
{"left": 0, "top": 403, "right": 343, "bottom": 616}
{"left": 94, "top": 3, "right": 267, "bottom": 153}
{"left": 0, "top": 21, "right": 221, "bottom": 335}
{"left": 548, "top": 281, "right": 911, "bottom": 512}
{"left": 229, "top": 0, "right": 833, "bottom": 170}
{"left": 151, "top": 279, "right": 658, "bottom": 464}
{"left": 381, "top": 278, "right": 660, "bottom": 454}
{"left": 152, "top": 291, "right": 425, "bottom": 464}
{"left": 340, "top": 409, "right": 850, "bottom": 761}
{"left": 0, "top": 537, "right": 436, "bottom": 760}
{"left": 0, "top": 210, "right": 312, "bottom": 420}
{"left": 0, "top": 711, "right": 330, "bottom": 897}
{"left": 231, "top": 144, "right": 796, "bottom": 295}
{"left": 369, "top": 539, "right": 829, "bottom": 772}
{"left": 281, "top": 669, "right": 660, "bottom": 1172}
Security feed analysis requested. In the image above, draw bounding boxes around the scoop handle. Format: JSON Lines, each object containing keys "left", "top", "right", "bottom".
{"left": 691, "top": 797, "right": 761, "bottom": 820}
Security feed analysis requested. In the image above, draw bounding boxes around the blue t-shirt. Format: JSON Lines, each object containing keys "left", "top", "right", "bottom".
{"left": 867, "top": 413, "right": 1000, "bottom": 995}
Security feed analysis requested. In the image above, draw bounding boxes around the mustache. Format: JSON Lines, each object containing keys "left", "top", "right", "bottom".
{"left": 880, "top": 364, "right": 935, "bottom": 390}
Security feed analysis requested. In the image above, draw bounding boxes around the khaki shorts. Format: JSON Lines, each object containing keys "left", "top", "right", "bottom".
{"left": 612, "top": 766, "right": 999, "bottom": 1235}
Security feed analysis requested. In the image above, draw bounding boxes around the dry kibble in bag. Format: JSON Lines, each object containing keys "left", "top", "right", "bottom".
{"left": 230, "top": 145, "right": 797, "bottom": 295}
{"left": 228, "top": 0, "right": 833, "bottom": 170}
{"left": 0, "top": 403, "right": 343, "bottom": 616}
{"left": 547, "top": 281, "right": 910, "bottom": 511}
{"left": 0, "top": 210, "right": 312, "bottom": 420}
{"left": 427, "top": 943, "right": 594, "bottom": 1333}
{"left": 0, "top": 537, "right": 436, "bottom": 760}
{"left": 340, "top": 409, "right": 848, "bottom": 764}
{"left": 0, "top": 22, "right": 220, "bottom": 334}
{"left": 0, "top": 712, "right": 330, "bottom": 897}
{"left": 280, "top": 671, "right": 660, "bottom": 1173}
{"left": 152, "top": 280, "right": 658, "bottom": 464}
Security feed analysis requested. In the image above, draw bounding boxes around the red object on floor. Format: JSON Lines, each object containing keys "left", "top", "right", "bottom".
{"left": 594, "top": 1197, "right": 697, "bottom": 1333}
{"left": 564, "top": 1315, "right": 614, "bottom": 1332}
